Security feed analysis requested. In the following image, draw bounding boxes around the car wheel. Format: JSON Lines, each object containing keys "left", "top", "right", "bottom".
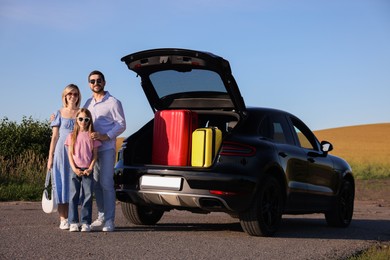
{"left": 121, "top": 202, "right": 164, "bottom": 225}
{"left": 239, "top": 175, "right": 283, "bottom": 236}
{"left": 325, "top": 179, "right": 354, "bottom": 227}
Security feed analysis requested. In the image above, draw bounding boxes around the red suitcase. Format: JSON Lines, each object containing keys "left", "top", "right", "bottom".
{"left": 152, "top": 110, "right": 198, "bottom": 166}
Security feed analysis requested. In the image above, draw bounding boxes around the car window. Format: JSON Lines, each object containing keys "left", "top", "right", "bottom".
{"left": 258, "top": 115, "right": 292, "bottom": 145}
{"left": 293, "top": 126, "right": 314, "bottom": 149}
{"left": 273, "top": 122, "right": 287, "bottom": 143}
{"left": 290, "top": 117, "right": 318, "bottom": 150}
{"left": 258, "top": 116, "right": 273, "bottom": 139}
{"left": 149, "top": 69, "right": 226, "bottom": 98}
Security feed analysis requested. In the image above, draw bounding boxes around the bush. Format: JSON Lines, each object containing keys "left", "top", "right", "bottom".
{"left": 0, "top": 117, "right": 50, "bottom": 198}
{"left": 0, "top": 116, "right": 51, "bottom": 159}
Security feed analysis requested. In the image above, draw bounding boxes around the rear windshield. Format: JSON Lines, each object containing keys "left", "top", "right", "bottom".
{"left": 149, "top": 69, "right": 227, "bottom": 98}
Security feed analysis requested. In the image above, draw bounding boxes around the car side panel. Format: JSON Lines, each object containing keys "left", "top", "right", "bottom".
{"left": 307, "top": 151, "right": 338, "bottom": 195}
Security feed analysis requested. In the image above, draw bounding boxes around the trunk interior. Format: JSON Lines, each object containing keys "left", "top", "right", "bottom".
{"left": 122, "top": 110, "right": 239, "bottom": 166}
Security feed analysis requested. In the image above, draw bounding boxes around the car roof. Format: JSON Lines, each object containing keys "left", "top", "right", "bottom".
{"left": 246, "top": 106, "right": 292, "bottom": 116}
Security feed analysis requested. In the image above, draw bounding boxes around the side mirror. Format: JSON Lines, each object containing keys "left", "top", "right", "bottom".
{"left": 320, "top": 141, "right": 333, "bottom": 153}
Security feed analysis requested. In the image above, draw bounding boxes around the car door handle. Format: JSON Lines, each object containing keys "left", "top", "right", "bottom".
{"left": 278, "top": 152, "right": 288, "bottom": 158}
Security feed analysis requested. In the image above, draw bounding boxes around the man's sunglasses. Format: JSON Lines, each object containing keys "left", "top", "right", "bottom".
{"left": 77, "top": 117, "right": 90, "bottom": 123}
{"left": 89, "top": 79, "right": 103, "bottom": 85}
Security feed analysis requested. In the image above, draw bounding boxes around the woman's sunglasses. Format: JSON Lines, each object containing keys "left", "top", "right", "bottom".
{"left": 67, "top": 92, "right": 79, "bottom": 97}
{"left": 77, "top": 117, "right": 90, "bottom": 123}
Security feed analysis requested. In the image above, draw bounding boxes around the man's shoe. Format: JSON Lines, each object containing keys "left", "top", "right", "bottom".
{"left": 90, "top": 218, "right": 104, "bottom": 231}
{"left": 102, "top": 220, "right": 115, "bottom": 232}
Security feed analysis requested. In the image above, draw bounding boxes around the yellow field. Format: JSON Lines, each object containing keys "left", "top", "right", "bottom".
{"left": 314, "top": 123, "right": 390, "bottom": 164}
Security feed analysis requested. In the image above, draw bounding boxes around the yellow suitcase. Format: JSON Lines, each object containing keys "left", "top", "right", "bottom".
{"left": 191, "top": 127, "right": 222, "bottom": 167}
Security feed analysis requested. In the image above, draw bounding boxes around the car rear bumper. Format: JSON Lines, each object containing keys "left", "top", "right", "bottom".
{"left": 114, "top": 164, "right": 257, "bottom": 212}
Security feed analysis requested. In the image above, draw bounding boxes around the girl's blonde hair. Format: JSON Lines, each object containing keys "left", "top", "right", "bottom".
{"left": 69, "top": 108, "right": 95, "bottom": 155}
{"left": 62, "top": 84, "right": 81, "bottom": 108}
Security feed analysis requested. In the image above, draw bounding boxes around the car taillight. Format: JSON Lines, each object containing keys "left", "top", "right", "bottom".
{"left": 219, "top": 141, "right": 256, "bottom": 157}
{"left": 209, "top": 190, "right": 238, "bottom": 196}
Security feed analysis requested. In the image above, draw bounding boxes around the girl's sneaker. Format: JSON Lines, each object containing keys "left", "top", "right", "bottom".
{"left": 59, "top": 219, "right": 69, "bottom": 230}
{"left": 81, "top": 224, "right": 91, "bottom": 232}
{"left": 69, "top": 224, "right": 79, "bottom": 232}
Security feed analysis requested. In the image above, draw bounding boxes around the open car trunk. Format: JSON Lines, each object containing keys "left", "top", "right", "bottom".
{"left": 121, "top": 110, "right": 239, "bottom": 167}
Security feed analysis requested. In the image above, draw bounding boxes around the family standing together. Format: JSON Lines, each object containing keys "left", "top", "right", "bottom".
{"left": 47, "top": 70, "right": 126, "bottom": 232}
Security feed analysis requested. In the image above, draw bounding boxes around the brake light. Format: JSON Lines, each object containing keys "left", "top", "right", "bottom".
{"left": 219, "top": 141, "right": 256, "bottom": 157}
{"left": 209, "top": 190, "right": 238, "bottom": 196}
{"left": 134, "top": 61, "right": 200, "bottom": 68}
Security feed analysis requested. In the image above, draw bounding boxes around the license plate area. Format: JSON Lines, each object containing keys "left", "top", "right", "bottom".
{"left": 140, "top": 176, "right": 182, "bottom": 191}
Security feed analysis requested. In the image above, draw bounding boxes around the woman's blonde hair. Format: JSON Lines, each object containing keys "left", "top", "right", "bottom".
{"left": 69, "top": 108, "right": 95, "bottom": 155}
{"left": 62, "top": 84, "right": 81, "bottom": 108}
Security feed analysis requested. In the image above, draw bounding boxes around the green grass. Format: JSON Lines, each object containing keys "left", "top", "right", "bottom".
{"left": 0, "top": 183, "right": 42, "bottom": 201}
{"left": 350, "top": 162, "right": 390, "bottom": 180}
{"left": 0, "top": 150, "right": 46, "bottom": 201}
{"left": 347, "top": 243, "right": 390, "bottom": 260}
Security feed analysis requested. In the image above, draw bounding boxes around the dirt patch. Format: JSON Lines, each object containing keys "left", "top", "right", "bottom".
{"left": 355, "top": 179, "right": 390, "bottom": 207}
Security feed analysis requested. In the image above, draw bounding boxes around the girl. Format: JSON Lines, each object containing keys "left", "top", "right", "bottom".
{"left": 47, "top": 84, "right": 81, "bottom": 230}
{"left": 65, "top": 108, "right": 101, "bottom": 232}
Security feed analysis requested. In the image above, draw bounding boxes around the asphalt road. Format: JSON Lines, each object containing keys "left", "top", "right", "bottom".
{"left": 1, "top": 200, "right": 389, "bottom": 260}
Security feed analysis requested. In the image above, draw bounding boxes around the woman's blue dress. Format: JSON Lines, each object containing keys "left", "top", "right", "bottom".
{"left": 51, "top": 110, "right": 75, "bottom": 204}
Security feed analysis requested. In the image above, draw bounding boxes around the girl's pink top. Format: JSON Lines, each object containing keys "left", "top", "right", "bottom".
{"left": 65, "top": 131, "right": 102, "bottom": 168}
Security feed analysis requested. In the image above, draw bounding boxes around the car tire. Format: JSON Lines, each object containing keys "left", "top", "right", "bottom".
{"left": 121, "top": 202, "right": 164, "bottom": 225}
{"left": 239, "top": 175, "right": 283, "bottom": 237}
{"left": 325, "top": 179, "right": 354, "bottom": 227}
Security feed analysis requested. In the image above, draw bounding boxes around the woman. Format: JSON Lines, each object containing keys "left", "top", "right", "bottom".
{"left": 47, "top": 84, "right": 81, "bottom": 230}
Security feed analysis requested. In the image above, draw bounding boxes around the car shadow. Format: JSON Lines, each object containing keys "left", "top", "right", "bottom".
{"left": 115, "top": 218, "right": 390, "bottom": 240}
{"left": 115, "top": 222, "right": 243, "bottom": 233}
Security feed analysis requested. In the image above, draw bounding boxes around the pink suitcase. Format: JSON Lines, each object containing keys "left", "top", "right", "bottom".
{"left": 152, "top": 110, "right": 198, "bottom": 166}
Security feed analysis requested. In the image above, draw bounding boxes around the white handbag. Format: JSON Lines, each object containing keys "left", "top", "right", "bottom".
{"left": 42, "top": 170, "right": 58, "bottom": 213}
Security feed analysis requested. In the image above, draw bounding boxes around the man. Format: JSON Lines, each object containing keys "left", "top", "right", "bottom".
{"left": 84, "top": 70, "right": 126, "bottom": 232}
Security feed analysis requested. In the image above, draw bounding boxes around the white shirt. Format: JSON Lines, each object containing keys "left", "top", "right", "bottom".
{"left": 84, "top": 91, "right": 126, "bottom": 151}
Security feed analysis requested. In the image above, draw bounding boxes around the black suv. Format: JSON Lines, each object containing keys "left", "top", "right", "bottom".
{"left": 114, "top": 48, "right": 354, "bottom": 236}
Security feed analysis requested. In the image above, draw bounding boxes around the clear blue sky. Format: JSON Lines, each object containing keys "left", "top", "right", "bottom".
{"left": 1, "top": 0, "right": 389, "bottom": 137}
